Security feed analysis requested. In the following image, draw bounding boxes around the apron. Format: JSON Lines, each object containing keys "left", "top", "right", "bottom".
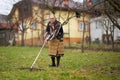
{"left": 48, "top": 38, "right": 64, "bottom": 56}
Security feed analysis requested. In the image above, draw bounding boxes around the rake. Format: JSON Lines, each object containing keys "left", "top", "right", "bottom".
{"left": 19, "top": 34, "right": 51, "bottom": 71}
{"left": 20, "top": 25, "right": 62, "bottom": 71}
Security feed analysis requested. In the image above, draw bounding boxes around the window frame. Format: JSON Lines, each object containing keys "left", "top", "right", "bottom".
{"left": 78, "top": 21, "right": 89, "bottom": 32}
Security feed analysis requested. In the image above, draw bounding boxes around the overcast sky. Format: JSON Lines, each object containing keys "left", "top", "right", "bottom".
{"left": 74, "top": 0, "right": 83, "bottom": 2}
{"left": 0, "top": 0, "right": 83, "bottom": 15}
{"left": 0, "top": 0, "right": 21, "bottom": 15}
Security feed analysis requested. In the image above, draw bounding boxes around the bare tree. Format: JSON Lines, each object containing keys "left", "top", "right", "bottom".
{"left": 87, "top": 0, "right": 120, "bottom": 29}
{"left": 10, "top": 0, "right": 82, "bottom": 46}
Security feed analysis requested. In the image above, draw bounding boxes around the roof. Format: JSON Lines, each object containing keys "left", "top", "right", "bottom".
{"left": 0, "top": 14, "right": 18, "bottom": 29}
{"left": 0, "top": 23, "right": 18, "bottom": 30}
{"left": 0, "top": 23, "right": 11, "bottom": 29}
{"left": 0, "top": 14, "right": 16, "bottom": 29}
{"left": 0, "top": 14, "right": 8, "bottom": 23}
{"left": 31, "top": 0, "right": 83, "bottom": 9}
{"left": 8, "top": 0, "right": 83, "bottom": 20}
{"left": 9, "top": 0, "right": 83, "bottom": 14}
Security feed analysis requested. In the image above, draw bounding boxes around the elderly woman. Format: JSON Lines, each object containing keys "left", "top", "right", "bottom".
{"left": 45, "top": 13, "right": 64, "bottom": 67}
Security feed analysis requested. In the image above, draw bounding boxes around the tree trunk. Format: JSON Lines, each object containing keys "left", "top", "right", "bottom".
{"left": 21, "top": 30, "right": 25, "bottom": 46}
{"left": 111, "top": 26, "right": 115, "bottom": 51}
{"left": 21, "top": 15, "right": 25, "bottom": 46}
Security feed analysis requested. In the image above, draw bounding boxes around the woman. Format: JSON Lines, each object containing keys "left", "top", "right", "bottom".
{"left": 45, "top": 13, "right": 64, "bottom": 67}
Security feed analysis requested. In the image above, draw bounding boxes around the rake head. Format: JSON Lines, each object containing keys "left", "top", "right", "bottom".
{"left": 19, "top": 67, "right": 44, "bottom": 71}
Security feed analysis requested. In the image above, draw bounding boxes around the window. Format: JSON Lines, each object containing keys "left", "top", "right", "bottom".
{"left": 78, "top": 22, "right": 88, "bottom": 31}
{"left": 96, "top": 21, "right": 101, "bottom": 29}
{"left": 31, "top": 21, "right": 37, "bottom": 30}
{"left": 0, "top": 33, "right": 5, "bottom": 38}
{"left": 118, "top": 29, "right": 120, "bottom": 33}
{"left": 19, "top": 23, "right": 26, "bottom": 31}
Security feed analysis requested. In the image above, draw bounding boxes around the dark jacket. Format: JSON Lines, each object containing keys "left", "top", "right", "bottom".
{"left": 46, "top": 20, "right": 63, "bottom": 41}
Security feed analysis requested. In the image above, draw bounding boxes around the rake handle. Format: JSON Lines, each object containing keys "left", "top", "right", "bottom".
{"left": 30, "top": 38, "right": 47, "bottom": 69}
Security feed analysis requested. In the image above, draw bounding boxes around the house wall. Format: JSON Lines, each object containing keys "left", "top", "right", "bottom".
{"left": 90, "top": 17, "right": 120, "bottom": 43}
{"left": 55, "top": 11, "right": 90, "bottom": 43}
{"left": 90, "top": 17, "right": 103, "bottom": 43}
{"left": 11, "top": 3, "right": 90, "bottom": 46}
{"left": 114, "top": 19, "right": 120, "bottom": 40}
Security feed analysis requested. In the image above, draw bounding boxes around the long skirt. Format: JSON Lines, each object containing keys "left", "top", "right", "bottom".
{"left": 48, "top": 38, "right": 64, "bottom": 56}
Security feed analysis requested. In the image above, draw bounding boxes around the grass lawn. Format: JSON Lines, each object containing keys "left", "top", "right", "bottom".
{"left": 0, "top": 46, "right": 120, "bottom": 80}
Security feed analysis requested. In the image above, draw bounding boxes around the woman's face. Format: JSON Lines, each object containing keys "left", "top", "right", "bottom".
{"left": 50, "top": 17, "right": 55, "bottom": 24}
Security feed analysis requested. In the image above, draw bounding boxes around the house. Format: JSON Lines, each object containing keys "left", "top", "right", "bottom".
{"left": 8, "top": 0, "right": 90, "bottom": 46}
{"left": 90, "top": 16, "right": 120, "bottom": 43}
{"left": 0, "top": 14, "right": 18, "bottom": 46}
{"left": 85, "top": 0, "right": 120, "bottom": 44}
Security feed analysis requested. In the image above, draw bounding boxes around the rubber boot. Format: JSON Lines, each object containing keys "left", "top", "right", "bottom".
{"left": 49, "top": 56, "right": 56, "bottom": 67}
{"left": 56, "top": 56, "right": 61, "bottom": 67}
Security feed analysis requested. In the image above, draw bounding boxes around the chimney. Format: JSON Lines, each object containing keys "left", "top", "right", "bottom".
{"left": 87, "top": 0, "right": 92, "bottom": 6}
